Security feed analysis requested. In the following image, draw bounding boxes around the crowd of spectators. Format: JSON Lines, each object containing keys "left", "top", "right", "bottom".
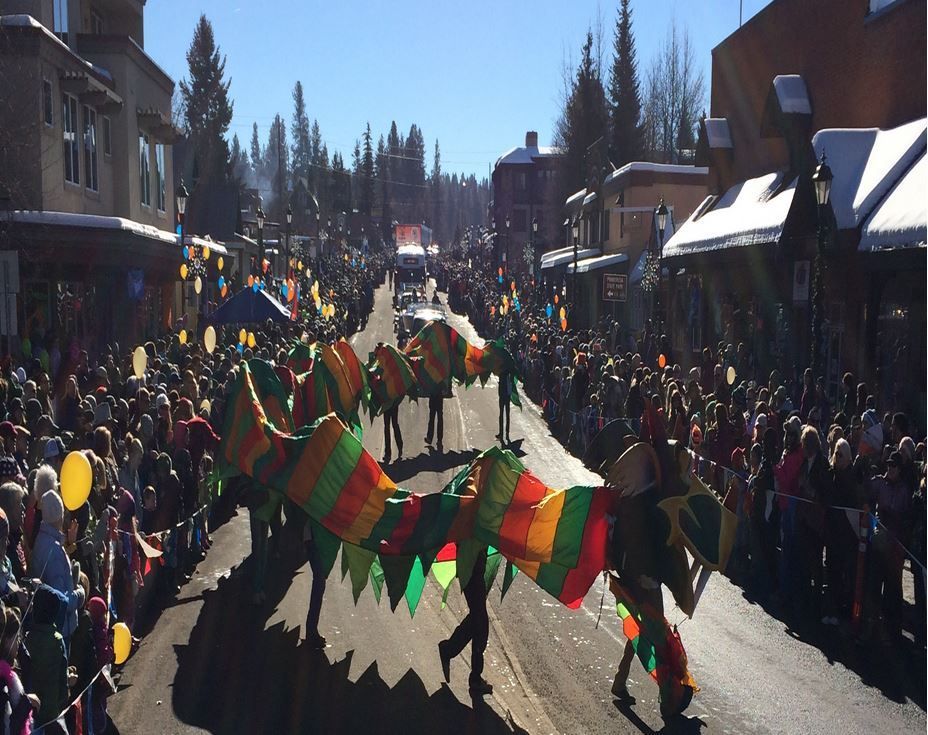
{"left": 0, "top": 250, "right": 385, "bottom": 733}
{"left": 439, "top": 254, "right": 926, "bottom": 651}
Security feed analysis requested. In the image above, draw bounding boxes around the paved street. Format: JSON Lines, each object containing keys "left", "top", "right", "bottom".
{"left": 109, "top": 280, "right": 926, "bottom": 735}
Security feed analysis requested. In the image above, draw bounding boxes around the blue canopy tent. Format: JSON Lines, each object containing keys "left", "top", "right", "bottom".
{"left": 209, "top": 286, "right": 292, "bottom": 325}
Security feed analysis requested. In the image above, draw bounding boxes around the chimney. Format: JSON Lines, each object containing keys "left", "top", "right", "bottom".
{"left": 525, "top": 131, "right": 538, "bottom": 148}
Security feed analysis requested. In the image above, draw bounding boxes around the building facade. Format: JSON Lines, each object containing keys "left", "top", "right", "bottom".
{"left": 490, "top": 131, "right": 562, "bottom": 277}
{"left": 0, "top": 0, "right": 186, "bottom": 355}
{"left": 663, "top": 0, "right": 926, "bottom": 421}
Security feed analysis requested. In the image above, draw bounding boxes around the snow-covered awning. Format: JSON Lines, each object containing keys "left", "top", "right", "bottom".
{"left": 540, "top": 247, "right": 601, "bottom": 270}
{"left": 11, "top": 210, "right": 228, "bottom": 255}
{"left": 582, "top": 192, "right": 598, "bottom": 211}
{"left": 860, "top": 152, "right": 927, "bottom": 251}
{"left": 704, "top": 119, "right": 733, "bottom": 149}
{"left": 812, "top": 118, "right": 926, "bottom": 231}
{"left": 662, "top": 172, "right": 798, "bottom": 257}
{"left": 772, "top": 75, "right": 812, "bottom": 115}
{"left": 567, "top": 252, "right": 629, "bottom": 274}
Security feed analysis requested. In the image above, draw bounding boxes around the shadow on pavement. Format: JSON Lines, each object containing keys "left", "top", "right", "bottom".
{"left": 171, "top": 557, "right": 527, "bottom": 735}
{"left": 386, "top": 448, "right": 478, "bottom": 483}
{"left": 741, "top": 589, "right": 926, "bottom": 709}
{"left": 612, "top": 699, "right": 706, "bottom": 735}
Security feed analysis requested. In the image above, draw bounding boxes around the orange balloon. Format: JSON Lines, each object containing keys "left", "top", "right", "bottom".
{"left": 511, "top": 281, "right": 516, "bottom": 292}
{"left": 498, "top": 267, "right": 503, "bottom": 276}
{"left": 247, "top": 274, "right": 255, "bottom": 288}
{"left": 554, "top": 294, "right": 559, "bottom": 305}
{"left": 658, "top": 354, "right": 667, "bottom": 369}
{"left": 560, "top": 318, "right": 568, "bottom": 331}
{"left": 221, "top": 284, "right": 228, "bottom": 298}
{"left": 262, "top": 259, "right": 269, "bottom": 274}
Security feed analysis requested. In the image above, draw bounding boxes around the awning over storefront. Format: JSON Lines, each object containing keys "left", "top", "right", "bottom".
{"left": 663, "top": 172, "right": 798, "bottom": 257}
{"left": 860, "top": 152, "right": 927, "bottom": 251}
{"left": 567, "top": 252, "right": 629, "bottom": 274}
{"left": 581, "top": 192, "right": 598, "bottom": 212}
{"left": 540, "top": 247, "right": 601, "bottom": 270}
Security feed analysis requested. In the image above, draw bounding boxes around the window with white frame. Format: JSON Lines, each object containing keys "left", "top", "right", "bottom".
{"left": 42, "top": 80, "right": 53, "bottom": 126}
{"left": 62, "top": 94, "right": 79, "bottom": 185}
{"left": 155, "top": 143, "right": 166, "bottom": 211}
{"left": 103, "top": 116, "right": 111, "bottom": 156}
{"left": 83, "top": 106, "right": 97, "bottom": 191}
{"left": 139, "top": 133, "right": 151, "bottom": 206}
{"left": 90, "top": 9, "right": 104, "bottom": 34}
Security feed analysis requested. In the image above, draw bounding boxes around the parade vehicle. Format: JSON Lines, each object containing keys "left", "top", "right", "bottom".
{"left": 393, "top": 288, "right": 423, "bottom": 334}
{"left": 394, "top": 223, "right": 432, "bottom": 295}
{"left": 396, "top": 302, "right": 445, "bottom": 347}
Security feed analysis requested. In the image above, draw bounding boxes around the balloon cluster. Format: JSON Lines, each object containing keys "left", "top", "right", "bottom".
{"left": 180, "top": 240, "right": 228, "bottom": 298}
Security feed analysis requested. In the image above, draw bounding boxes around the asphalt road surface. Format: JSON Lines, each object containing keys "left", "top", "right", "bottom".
{"left": 110, "top": 279, "right": 926, "bottom": 735}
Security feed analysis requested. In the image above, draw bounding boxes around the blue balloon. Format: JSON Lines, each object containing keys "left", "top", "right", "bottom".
{"left": 546, "top": 304, "right": 553, "bottom": 318}
{"left": 176, "top": 224, "right": 182, "bottom": 236}
{"left": 218, "top": 275, "right": 225, "bottom": 288}
{"left": 252, "top": 282, "right": 259, "bottom": 293}
{"left": 182, "top": 246, "right": 189, "bottom": 259}
{"left": 281, "top": 284, "right": 288, "bottom": 299}
{"left": 317, "top": 304, "right": 322, "bottom": 314}
{"left": 515, "top": 302, "right": 521, "bottom": 312}
{"left": 236, "top": 342, "right": 244, "bottom": 354}
{"left": 498, "top": 275, "right": 503, "bottom": 284}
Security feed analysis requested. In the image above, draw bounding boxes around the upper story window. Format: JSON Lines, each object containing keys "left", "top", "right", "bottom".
{"left": 103, "top": 117, "right": 111, "bottom": 156}
{"left": 518, "top": 173, "right": 527, "bottom": 190}
{"left": 90, "top": 9, "right": 104, "bottom": 35}
{"left": 53, "top": 0, "right": 69, "bottom": 45}
{"left": 62, "top": 94, "right": 79, "bottom": 185}
{"left": 42, "top": 80, "right": 53, "bottom": 126}
{"left": 83, "top": 106, "right": 98, "bottom": 192}
{"left": 155, "top": 144, "right": 166, "bottom": 212}
{"left": 139, "top": 133, "right": 151, "bottom": 206}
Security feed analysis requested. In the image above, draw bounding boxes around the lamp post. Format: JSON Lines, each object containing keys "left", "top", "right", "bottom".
{"left": 655, "top": 196, "right": 668, "bottom": 331}
{"left": 504, "top": 215, "right": 511, "bottom": 272}
{"left": 285, "top": 203, "right": 293, "bottom": 278}
{"left": 256, "top": 203, "right": 265, "bottom": 279}
{"left": 176, "top": 179, "right": 188, "bottom": 313}
{"left": 315, "top": 211, "right": 320, "bottom": 260}
{"left": 571, "top": 217, "right": 580, "bottom": 303}
{"left": 531, "top": 216, "right": 538, "bottom": 284}
{"left": 811, "top": 151, "right": 833, "bottom": 379}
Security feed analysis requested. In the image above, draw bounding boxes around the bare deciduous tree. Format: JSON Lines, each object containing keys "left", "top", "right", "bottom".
{"left": 641, "top": 20, "right": 705, "bottom": 163}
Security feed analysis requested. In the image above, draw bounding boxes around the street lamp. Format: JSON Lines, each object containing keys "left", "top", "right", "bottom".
{"left": 810, "top": 151, "right": 833, "bottom": 378}
{"left": 256, "top": 203, "right": 265, "bottom": 279}
{"left": 655, "top": 196, "right": 669, "bottom": 330}
{"left": 176, "top": 179, "right": 189, "bottom": 313}
{"left": 531, "top": 216, "right": 538, "bottom": 281}
{"left": 504, "top": 215, "right": 511, "bottom": 270}
{"left": 286, "top": 203, "right": 293, "bottom": 277}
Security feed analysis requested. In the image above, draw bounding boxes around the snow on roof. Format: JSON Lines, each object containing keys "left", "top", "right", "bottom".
{"left": 582, "top": 192, "right": 598, "bottom": 207}
{"left": 539, "top": 245, "right": 575, "bottom": 265}
{"left": 565, "top": 188, "right": 587, "bottom": 208}
{"left": 663, "top": 172, "right": 798, "bottom": 257}
{"left": 813, "top": 118, "right": 926, "bottom": 230}
{"left": 540, "top": 247, "right": 601, "bottom": 270}
{"left": 494, "top": 145, "right": 561, "bottom": 168}
{"left": 629, "top": 248, "right": 649, "bottom": 283}
{"left": 11, "top": 210, "right": 228, "bottom": 253}
{"left": 704, "top": 119, "right": 733, "bottom": 149}
{"left": 603, "top": 162, "right": 709, "bottom": 187}
{"left": 567, "top": 251, "right": 628, "bottom": 274}
{"left": 0, "top": 15, "right": 100, "bottom": 78}
{"left": 860, "top": 152, "right": 927, "bottom": 251}
{"left": 772, "top": 75, "right": 812, "bottom": 115}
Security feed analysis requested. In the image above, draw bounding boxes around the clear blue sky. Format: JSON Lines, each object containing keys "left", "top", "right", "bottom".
{"left": 145, "top": 0, "right": 771, "bottom": 180}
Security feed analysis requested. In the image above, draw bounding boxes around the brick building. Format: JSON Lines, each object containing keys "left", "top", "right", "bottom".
{"left": 490, "top": 131, "right": 562, "bottom": 276}
{"left": 663, "top": 0, "right": 926, "bottom": 421}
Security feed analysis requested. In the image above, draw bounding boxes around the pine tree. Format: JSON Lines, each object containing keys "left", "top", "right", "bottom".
{"left": 555, "top": 30, "right": 609, "bottom": 205}
{"left": 291, "top": 81, "right": 311, "bottom": 190}
{"left": 264, "top": 114, "right": 289, "bottom": 221}
{"left": 250, "top": 122, "right": 262, "bottom": 173}
{"left": 360, "top": 123, "right": 375, "bottom": 218}
{"left": 309, "top": 119, "right": 322, "bottom": 194}
{"left": 430, "top": 139, "right": 442, "bottom": 240}
{"left": 230, "top": 133, "right": 250, "bottom": 186}
{"left": 609, "top": 0, "right": 643, "bottom": 165}
{"left": 375, "top": 134, "right": 392, "bottom": 241}
{"left": 351, "top": 139, "right": 362, "bottom": 210}
{"left": 180, "top": 15, "right": 234, "bottom": 186}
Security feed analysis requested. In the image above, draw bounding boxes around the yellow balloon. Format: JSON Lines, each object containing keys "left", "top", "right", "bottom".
{"left": 194, "top": 276, "right": 202, "bottom": 295}
{"left": 217, "top": 256, "right": 224, "bottom": 271}
{"left": 61, "top": 451, "right": 92, "bottom": 511}
{"left": 204, "top": 325, "right": 217, "bottom": 354}
{"left": 179, "top": 263, "right": 188, "bottom": 280}
{"left": 238, "top": 329, "right": 247, "bottom": 344}
{"left": 178, "top": 329, "right": 187, "bottom": 345}
{"left": 113, "top": 622, "right": 131, "bottom": 665}
{"left": 203, "top": 245, "right": 210, "bottom": 260}
{"left": 297, "top": 260, "right": 303, "bottom": 271}
{"left": 132, "top": 345, "right": 147, "bottom": 379}
{"left": 247, "top": 331, "right": 256, "bottom": 348}
{"left": 305, "top": 268, "right": 311, "bottom": 278}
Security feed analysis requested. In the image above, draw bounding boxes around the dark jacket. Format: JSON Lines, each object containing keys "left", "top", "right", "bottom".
{"left": 25, "top": 623, "right": 68, "bottom": 726}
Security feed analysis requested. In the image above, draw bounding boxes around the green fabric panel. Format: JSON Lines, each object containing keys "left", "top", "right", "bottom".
{"left": 369, "top": 558, "right": 384, "bottom": 604}
{"left": 310, "top": 522, "right": 341, "bottom": 578}
{"left": 431, "top": 560, "right": 457, "bottom": 590}
{"left": 549, "top": 486, "right": 595, "bottom": 568}
{"left": 475, "top": 458, "right": 519, "bottom": 540}
{"left": 343, "top": 543, "right": 376, "bottom": 604}
{"left": 500, "top": 560, "right": 518, "bottom": 601}
{"left": 534, "top": 559, "right": 569, "bottom": 600}
{"left": 363, "top": 489, "right": 411, "bottom": 548}
{"left": 379, "top": 555, "right": 415, "bottom": 611}
{"left": 483, "top": 551, "right": 503, "bottom": 592}
{"left": 307, "top": 430, "right": 363, "bottom": 520}
{"left": 404, "top": 556, "right": 427, "bottom": 617}
{"left": 254, "top": 493, "right": 281, "bottom": 524}
{"left": 455, "top": 539, "right": 482, "bottom": 591}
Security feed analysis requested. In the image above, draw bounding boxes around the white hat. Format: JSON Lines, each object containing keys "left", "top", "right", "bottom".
{"left": 156, "top": 393, "right": 170, "bottom": 410}
{"left": 15, "top": 367, "right": 26, "bottom": 385}
{"left": 43, "top": 438, "right": 61, "bottom": 459}
{"left": 40, "top": 489, "right": 64, "bottom": 526}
